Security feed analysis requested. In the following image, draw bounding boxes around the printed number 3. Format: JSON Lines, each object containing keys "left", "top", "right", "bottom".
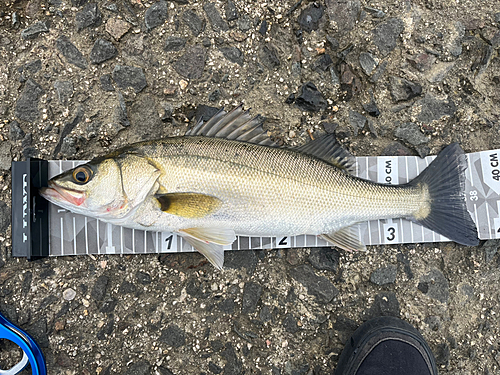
{"left": 386, "top": 227, "right": 396, "bottom": 241}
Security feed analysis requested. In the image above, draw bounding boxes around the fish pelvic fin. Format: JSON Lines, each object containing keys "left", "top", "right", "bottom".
{"left": 321, "top": 225, "right": 366, "bottom": 252}
{"left": 179, "top": 227, "right": 236, "bottom": 269}
{"left": 181, "top": 235, "right": 225, "bottom": 270}
{"left": 155, "top": 193, "right": 222, "bottom": 218}
{"left": 408, "top": 143, "right": 479, "bottom": 246}
{"left": 179, "top": 227, "right": 236, "bottom": 245}
{"left": 296, "top": 134, "right": 356, "bottom": 174}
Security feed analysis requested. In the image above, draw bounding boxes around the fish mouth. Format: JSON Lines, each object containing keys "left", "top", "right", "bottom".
{"left": 40, "top": 182, "right": 86, "bottom": 207}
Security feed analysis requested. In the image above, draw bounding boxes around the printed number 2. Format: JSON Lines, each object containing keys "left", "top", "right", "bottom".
{"left": 386, "top": 227, "right": 396, "bottom": 241}
{"left": 276, "top": 236, "right": 289, "bottom": 248}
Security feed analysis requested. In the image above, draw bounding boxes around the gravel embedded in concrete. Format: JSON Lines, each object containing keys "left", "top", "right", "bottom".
{"left": 0, "top": 1, "right": 499, "bottom": 373}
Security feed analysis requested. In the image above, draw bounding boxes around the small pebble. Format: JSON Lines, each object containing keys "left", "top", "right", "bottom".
{"left": 179, "top": 80, "right": 188, "bottom": 90}
{"left": 63, "top": 288, "right": 76, "bottom": 301}
{"left": 54, "top": 320, "right": 65, "bottom": 331}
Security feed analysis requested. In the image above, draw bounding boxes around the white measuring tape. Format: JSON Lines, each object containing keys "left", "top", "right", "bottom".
{"left": 46, "top": 149, "right": 499, "bottom": 256}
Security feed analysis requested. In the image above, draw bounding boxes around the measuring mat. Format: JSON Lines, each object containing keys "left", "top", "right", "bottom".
{"left": 11, "top": 149, "right": 500, "bottom": 258}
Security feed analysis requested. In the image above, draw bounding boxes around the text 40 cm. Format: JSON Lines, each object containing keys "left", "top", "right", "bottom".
{"left": 490, "top": 153, "right": 500, "bottom": 181}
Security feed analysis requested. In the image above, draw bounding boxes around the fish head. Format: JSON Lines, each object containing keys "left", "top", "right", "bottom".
{"left": 40, "top": 156, "right": 161, "bottom": 220}
{"left": 40, "top": 158, "right": 124, "bottom": 217}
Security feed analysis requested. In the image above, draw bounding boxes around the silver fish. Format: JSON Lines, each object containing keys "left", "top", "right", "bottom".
{"left": 40, "top": 106, "right": 479, "bottom": 269}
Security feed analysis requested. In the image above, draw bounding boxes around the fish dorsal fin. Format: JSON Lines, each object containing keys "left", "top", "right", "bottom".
{"left": 186, "top": 104, "right": 279, "bottom": 147}
{"left": 181, "top": 235, "right": 226, "bottom": 270}
{"left": 320, "top": 225, "right": 366, "bottom": 252}
{"left": 156, "top": 193, "right": 222, "bottom": 218}
{"left": 296, "top": 134, "right": 356, "bottom": 174}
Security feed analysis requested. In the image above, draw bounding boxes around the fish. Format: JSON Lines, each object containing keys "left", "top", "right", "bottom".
{"left": 40, "top": 105, "right": 479, "bottom": 269}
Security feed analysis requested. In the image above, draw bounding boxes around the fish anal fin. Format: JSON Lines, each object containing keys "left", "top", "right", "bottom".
{"left": 296, "top": 134, "right": 356, "bottom": 174}
{"left": 179, "top": 227, "right": 236, "bottom": 246}
{"left": 321, "top": 225, "right": 366, "bottom": 252}
{"left": 182, "top": 235, "right": 225, "bottom": 270}
{"left": 156, "top": 193, "right": 222, "bottom": 218}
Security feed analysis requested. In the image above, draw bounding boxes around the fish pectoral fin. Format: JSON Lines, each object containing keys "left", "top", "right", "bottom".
{"left": 321, "top": 225, "right": 366, "bottom": 252}
{"left": 295, "top": 134, "right": 356, "bottom": 174}
{"left": 155, "top": 193, "right": 222, "bottom": 218}
{"left": 181, "top": 235, "right": 226, "bottom": 270}
{"left": 179, "top": 227, "right": 236, "bottom": 245}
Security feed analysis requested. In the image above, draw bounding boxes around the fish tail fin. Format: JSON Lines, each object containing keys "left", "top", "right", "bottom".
{"left": 409, "top": 143, "right": 479, "bottom": 246}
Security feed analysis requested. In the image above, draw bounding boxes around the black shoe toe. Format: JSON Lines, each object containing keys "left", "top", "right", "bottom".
{"left": 334, "top": 316, "right": 438, "bottom": 375}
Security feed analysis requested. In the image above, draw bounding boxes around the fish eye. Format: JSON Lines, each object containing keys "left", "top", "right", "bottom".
{"left": 72, "top": 166, "right": 92, "bottom": 184}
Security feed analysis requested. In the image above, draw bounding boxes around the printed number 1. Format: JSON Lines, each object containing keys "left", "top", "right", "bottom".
{"left": 165, "top": 235, "right": 173, "bottom": 250}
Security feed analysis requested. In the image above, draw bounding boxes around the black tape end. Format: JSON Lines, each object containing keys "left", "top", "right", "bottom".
{"left": 11, "top": 158, "right": 49, "bottom": 260}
